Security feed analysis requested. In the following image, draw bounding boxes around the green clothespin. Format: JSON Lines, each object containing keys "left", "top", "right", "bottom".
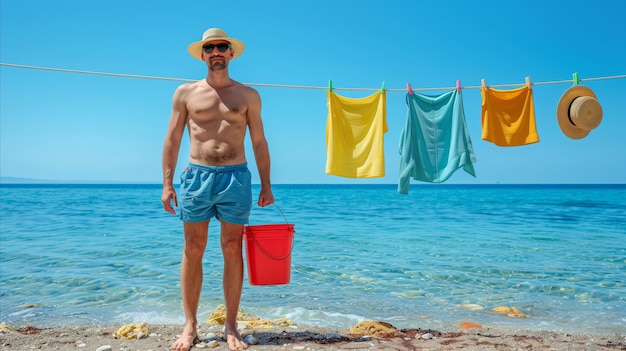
{"left": 573, "top": 72, "right": 579, "bottom": 86}
{"left": 380, "top": 81, "right": 386, "bottom": 93}
{"left": 329, "top": 80, "right": 333, "bottom": 92}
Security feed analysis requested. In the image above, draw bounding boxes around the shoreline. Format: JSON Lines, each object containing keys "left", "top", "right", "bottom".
{"left": 1, "top": 322, "right": 624, "bottom": 351}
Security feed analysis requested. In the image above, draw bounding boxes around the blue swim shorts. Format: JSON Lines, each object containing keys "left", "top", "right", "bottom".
{"left": 178, "top": 163, "right": 252, "bottom": 224}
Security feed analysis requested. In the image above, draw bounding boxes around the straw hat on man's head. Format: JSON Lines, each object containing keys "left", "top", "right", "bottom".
{"left": 187, "top": 28, "right": 245, "bottom": 61}
{"left": 556, "top": 85, "right": 603, "bottom": 139}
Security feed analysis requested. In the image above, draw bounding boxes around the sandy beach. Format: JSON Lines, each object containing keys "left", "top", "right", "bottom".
{"left": 1, "top": 321, "right": 624, "bottom": 351}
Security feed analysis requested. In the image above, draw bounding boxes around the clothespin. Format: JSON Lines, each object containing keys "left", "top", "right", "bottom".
{"left": 525, "top": 76, "right": 531, "bottom": 87}
{"left": 381, "top": 81, "right": 386, "bottom": 93}
{"left": 481, "top": 78, "right": 487, "bottom": 90}
{"left": 329, "top": 80, "right": 333, "bottom": 92}
{"left": 456, "top": 80, "right": 461, "bottom": 92}
{"left": 573, "top": 72, "right": 580, "bottom": 86}
{"left": 407, "top": 82, "right": 413, "bottom": 95}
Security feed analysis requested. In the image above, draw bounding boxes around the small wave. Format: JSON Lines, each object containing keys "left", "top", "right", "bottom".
{"left": 263, "top": 306, "right": 365, "bottom": 329}
{"left": 115, "top": 310, "right": 184, "bottom": 325}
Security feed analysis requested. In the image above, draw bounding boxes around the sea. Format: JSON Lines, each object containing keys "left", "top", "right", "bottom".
{"left": 0, "top": 183, "right": 624, "bottom": 334}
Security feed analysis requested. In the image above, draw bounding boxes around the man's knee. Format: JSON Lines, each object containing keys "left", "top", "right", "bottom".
{"left": 184, "top": 240, "right": 206, "bottom": 259}
{"left": 220, "top": 224, "right": 244, "bottom": 256}
{"left": 183, "top": 233, "right": 208, "bottom": 259}
{"left": 221, "top": 235, "right": 242, "bottom": 256}
{"left": 183, "top": 222, "right": 209, "bottom": 256}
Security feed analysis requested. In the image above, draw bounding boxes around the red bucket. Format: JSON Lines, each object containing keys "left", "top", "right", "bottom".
{"left": 244, "top": 206, "right": 295, "bottom": 285}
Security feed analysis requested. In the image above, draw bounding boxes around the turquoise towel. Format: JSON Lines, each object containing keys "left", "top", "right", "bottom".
{"left": 398, "top": 90, "right": 477, "bottom": 194}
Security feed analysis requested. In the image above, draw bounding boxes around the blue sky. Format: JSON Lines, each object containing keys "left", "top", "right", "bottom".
{"left": 1, "top": 0, "right": 625, "bottom": 184}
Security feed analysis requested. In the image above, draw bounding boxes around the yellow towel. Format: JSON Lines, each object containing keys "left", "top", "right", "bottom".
{"left": 481, "top": 85, "right": 539, "bottom": 146}
{"left": 326, "top": 90, "right": 388, "bottom": 178}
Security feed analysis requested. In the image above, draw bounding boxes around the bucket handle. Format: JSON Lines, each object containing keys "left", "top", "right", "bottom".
{"left": 247, "top": 204, "right": 294, "bottom": 261}
{"left": 248, "top": 204, "right": 289, "bottom": 225}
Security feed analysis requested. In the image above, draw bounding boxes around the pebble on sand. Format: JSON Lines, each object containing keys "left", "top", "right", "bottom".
{"left": 208, "top": 340, "right": 220, "bottom": 348}
{"left": 244, "top": 334, "right": 259, "bottom": 345}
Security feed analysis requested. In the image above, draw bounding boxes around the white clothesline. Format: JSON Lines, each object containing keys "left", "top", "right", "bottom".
{"left": 2, "top": 62, "right": 625, "bottom": 92}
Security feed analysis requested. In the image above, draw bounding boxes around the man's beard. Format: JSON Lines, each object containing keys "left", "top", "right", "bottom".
{"left": 209, "top": 61, "right": 227, "bottom": 71}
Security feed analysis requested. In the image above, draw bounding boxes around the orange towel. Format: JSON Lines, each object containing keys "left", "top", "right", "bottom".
{"left": 481, "top": 85, "right": 539, "bottom": 146}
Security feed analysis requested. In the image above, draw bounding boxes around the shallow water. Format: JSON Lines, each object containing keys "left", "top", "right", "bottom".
{"left": 1, "top": 184, "right": 624, "bottom": 333}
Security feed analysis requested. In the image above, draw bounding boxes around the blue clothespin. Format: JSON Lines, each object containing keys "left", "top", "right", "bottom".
{"left": 380, "top": 81, "right": 386, "bottom": 93}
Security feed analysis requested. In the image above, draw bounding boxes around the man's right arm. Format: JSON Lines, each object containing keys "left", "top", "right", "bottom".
{"left": 161, "top": 85, "right": 189, "bottom": 214}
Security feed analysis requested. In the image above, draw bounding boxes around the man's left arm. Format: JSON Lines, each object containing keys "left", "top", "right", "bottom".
{"left": 247, "top": 88, "right": 274, "bottom": 207}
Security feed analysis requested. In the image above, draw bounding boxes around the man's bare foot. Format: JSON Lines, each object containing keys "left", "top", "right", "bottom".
{"left": 225, "top": 325, "right": 248, "bottom": 351}
{"left": 171, "top": 327, "right": 200, "bottom": 351}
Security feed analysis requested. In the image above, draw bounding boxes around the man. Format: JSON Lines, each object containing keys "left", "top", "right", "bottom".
{"left": 161, "top": 28, "right": 274, "bottom": 351}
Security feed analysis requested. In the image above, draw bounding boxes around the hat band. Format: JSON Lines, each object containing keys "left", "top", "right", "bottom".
{"left": 567, "top": 97, "right": 579, "bottom": 127}
{"left": 203, "top": 35, "right": 228, "bottom": 41}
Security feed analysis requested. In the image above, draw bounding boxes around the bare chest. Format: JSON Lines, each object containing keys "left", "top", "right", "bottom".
{"left": 187, "top": 90, "right": 248, "bottom": 124}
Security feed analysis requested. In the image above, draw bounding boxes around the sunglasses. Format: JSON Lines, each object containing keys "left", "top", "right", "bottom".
{"left": 202, "top": 43, "right": 231, "bottom": 53}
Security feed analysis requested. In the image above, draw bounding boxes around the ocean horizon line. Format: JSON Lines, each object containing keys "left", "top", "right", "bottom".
{"left": 0, "top": 177, "right": 625, "bottom": 187}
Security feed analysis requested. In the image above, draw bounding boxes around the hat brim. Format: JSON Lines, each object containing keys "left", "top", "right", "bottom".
{"left": 187, "top": 38, "right": 245, "bottom": 61}
{"left": 556, "top": 86, "right": 597, "bottom": 139}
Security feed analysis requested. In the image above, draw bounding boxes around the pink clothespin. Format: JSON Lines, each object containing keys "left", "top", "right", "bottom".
{"left": 456, "top": 80, "right": 461, "bottom": 92}
{"left": 407, "top": 82, "right": 413, "bottom": 95}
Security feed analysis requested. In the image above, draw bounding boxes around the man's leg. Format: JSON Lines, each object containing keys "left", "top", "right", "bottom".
{"left": 220, "top": 221, "right": 248, "bottom": 351}
{"left": 171, "top": 221, "right": 209, "bottom": 351}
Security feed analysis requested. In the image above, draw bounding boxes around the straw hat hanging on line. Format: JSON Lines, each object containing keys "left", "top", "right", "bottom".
{"left": 556, "top": 85, "right": 603, "bottom": 139}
